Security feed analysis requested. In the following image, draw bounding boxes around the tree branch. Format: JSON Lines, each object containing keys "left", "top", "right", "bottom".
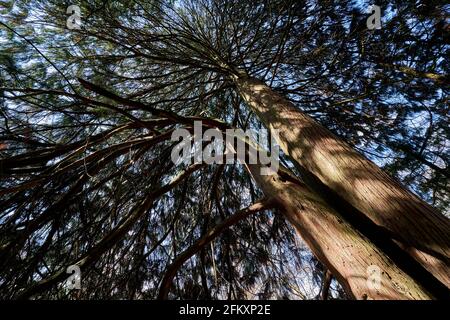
{"left": 157, "top": 197, "right": 276, "bottom": 300}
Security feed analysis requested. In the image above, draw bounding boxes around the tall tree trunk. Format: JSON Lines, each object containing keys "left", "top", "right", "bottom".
{"left": 234, "top": 74, "right": 450, "bottom": 294}
{"left": 245, "top": 163, "right": 432, "bottom": 299}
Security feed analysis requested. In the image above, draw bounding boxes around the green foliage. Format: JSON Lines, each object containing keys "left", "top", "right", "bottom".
{"left": 0, "top": 0, "right": 448, "bottom": 299}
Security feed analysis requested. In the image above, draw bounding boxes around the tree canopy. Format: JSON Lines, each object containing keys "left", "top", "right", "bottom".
{"left": 0, "top": 0, "right": 448, "bottom": 299}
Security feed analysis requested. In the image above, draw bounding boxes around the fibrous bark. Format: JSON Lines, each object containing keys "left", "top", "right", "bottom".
{"left": 235, "top": 74, "right": 450, "bottom": 298}
{"left": 246, "top": 163, "right": 433, "bottom": 300}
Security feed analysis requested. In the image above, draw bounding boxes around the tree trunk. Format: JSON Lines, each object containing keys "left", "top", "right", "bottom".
{"left": 245, "top": 163, "right": 432, "bottom": 299}
{"left": 234, "top": 74, "right": 450, "bottom": 295}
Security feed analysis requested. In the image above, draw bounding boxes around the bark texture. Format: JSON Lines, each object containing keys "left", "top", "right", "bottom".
{"left": 246, "top": 163, "right": 433, "bottom": 300}
{"left": 235, "top": 74, "right": 450, "bottom": 293}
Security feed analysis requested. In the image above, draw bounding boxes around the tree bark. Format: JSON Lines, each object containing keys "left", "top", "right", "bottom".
{"left": 234, "top": 74, "right": 450, "bottom": 295}
{"left": 321, "top": 270, "right": 332, "bottom": 300}
{"left": 245, "top": 163, "right": 433, "bottom": 300}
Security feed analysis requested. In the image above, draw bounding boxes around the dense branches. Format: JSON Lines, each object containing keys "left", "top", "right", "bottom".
{"left": 0, "top": 0, "right": 448, "bottom": 299}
